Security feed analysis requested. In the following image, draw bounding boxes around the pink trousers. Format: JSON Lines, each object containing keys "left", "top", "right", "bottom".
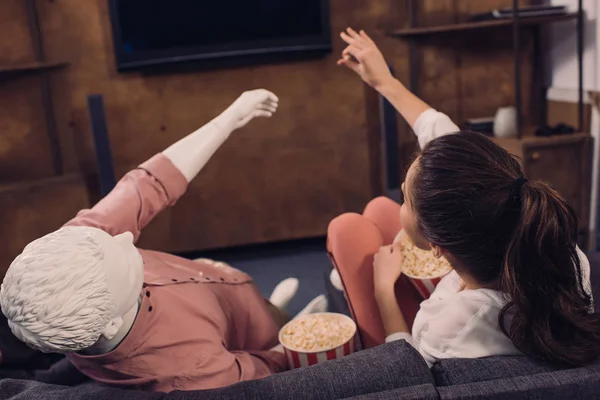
{"left": 327, "top": 197, "right": 423, "bottom": 349}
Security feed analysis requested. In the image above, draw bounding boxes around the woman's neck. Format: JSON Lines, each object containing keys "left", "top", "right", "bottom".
{"left": 445, "top": 253, "right": 495, "bottom": 291}
{"left": 461, "top": 274, "right": 482, "bottom": 290}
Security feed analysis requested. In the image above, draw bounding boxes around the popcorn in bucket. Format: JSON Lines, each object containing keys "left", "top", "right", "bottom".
{"left": 279, "top": 312, "right": 357, "bottom": 368}
{"left": 394, "top": 230, "right": 452, "bottom": 299}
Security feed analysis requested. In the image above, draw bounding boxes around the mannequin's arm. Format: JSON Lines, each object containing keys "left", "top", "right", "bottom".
{"left": 65, "top": 89, "right": 278, "bottom": 240}
{"left": 162, "top": 328, "right": 287, "bottom": 391}
{"left": 174, "top": 349, "right": 287, "bottom": 391}
{"left": 163, "top": 89, "right": 278, "bottom": 182}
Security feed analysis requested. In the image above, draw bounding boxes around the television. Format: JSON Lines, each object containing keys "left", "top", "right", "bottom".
{"left": 108, "top": 0, "right": 332, "bottom": 72}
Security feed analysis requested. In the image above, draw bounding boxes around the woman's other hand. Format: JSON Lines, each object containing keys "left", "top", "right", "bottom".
{"left": 373, "top": 245, "right": 403, "bottom": 294}
{"left": 337, "top": 28, "right": 393, "bottom": 90}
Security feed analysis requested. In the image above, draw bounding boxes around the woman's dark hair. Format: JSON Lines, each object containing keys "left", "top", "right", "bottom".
{"left": 410, "top": 131, "right": 600, "bottom": 367}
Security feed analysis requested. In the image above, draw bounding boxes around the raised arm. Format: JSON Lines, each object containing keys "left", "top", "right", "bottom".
{"left": 65, "top": 89, "right": 278, "bottom": 240}
{"left": 163, "top": 89, "right": 278, "bottom": 182}
{"left": 338, "top": 28, "right": 459, "bottom": 148}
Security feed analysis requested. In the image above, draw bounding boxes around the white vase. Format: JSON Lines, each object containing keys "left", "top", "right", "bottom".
{"left": 493, "top": 106, "right": 518, "bottom": 138}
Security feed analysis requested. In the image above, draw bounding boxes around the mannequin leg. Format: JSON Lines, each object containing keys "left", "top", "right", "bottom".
{"left": 269, "top": 278, "right": 299, "bottom": 310}
{"left": 294, "top": 295, "right": 328, "bottom": 318}
{"left": 327, "top": 213, "right": 385, "bottom": 349}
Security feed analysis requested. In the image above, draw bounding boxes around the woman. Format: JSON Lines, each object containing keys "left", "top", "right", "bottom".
{"left": 337, "top": 28, "right": 600, "bottom": 367}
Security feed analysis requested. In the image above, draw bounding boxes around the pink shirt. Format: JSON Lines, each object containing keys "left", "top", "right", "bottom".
{"left": 64, "top": 154, "right": 287, "bottom": 392}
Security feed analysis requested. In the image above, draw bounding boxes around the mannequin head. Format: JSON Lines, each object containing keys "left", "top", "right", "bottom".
{"left": 0, "top": 226, "right": 144, "bottom": 353}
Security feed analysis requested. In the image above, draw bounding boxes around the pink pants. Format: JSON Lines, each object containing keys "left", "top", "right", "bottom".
{"left": 327, "top": 197, "right": 423, "bottom": 349}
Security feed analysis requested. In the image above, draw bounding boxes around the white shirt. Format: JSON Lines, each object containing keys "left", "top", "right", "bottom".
{"left": 386, "top": 109, "right": 594, "bottom": 367}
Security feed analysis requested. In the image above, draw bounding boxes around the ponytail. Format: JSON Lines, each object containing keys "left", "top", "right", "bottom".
{"left": 500, "top": 181, "right": 600, "bottom": 367}
{"left": 412, "top": 131, "right": 600, "bottom": 367}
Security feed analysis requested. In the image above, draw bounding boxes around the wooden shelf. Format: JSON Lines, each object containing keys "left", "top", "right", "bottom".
{"left": 492, "top": 132, "right": 590, "bottom": 157}
{"left": 389, "top": 13, "right": 577, "bottom": 38}
{"left": 0, "top": 61, "right": 68, "bottom": 77}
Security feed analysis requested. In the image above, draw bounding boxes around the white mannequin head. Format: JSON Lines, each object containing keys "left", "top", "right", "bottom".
{"left": 0, "top": 226, "right": 144, "bottom": 353}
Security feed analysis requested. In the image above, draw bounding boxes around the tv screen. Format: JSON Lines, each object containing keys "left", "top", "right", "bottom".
{"left": 109, "top": 0, "right": 332, "bottom": 71}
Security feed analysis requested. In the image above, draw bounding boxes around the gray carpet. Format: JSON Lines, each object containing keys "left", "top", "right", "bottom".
{"left": 184, "top": 241, "right": 600, "bottom": 316}
{"left": 182, "top": 238, "right": 331, "bottom": 316}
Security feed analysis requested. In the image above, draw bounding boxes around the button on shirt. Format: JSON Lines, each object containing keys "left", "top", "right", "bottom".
{"left": 65, "top": 154, "right": 287, "bottom": 392}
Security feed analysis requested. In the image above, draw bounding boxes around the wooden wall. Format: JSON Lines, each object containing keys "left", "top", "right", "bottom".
{"left": 0, "top": 0, "right": 536, "bottom": 273}
{"left": 390, "top": 0, "right": 538, "bottom": 174}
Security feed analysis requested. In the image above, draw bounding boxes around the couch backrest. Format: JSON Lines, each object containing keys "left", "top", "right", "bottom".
{"left": 432, "top": 355, "right": 600, "bottom": 387}
{"left": 431, "top": 355, "right": 600, "bottom": 400}
{"left": 437, "top": 367, "right": 600, "bottom": 400}
{"left": 166, "top": 341, "right": 434, "bottom": 400}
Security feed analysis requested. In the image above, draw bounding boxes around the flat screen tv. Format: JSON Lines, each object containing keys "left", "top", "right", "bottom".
{"left": 108, "top": 0, "right": 332, "bottom": 72}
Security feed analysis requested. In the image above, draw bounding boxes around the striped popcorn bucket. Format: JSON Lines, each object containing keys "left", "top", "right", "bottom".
{"left": 404, "top": 272, "right": 449, "bottom": 299}
{"left": 279, "top": 313, "right": 357, "bottom": 369}
{"left": 393, "top": 230, "right": 451, "bottom": 300}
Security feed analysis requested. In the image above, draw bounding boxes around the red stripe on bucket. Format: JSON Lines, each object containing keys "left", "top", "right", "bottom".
{"left": 413, "top": 279, "right": 428, "bottom": 299}
{"left": 326, "top": 349, "right": 337, "bottom": 360}
{"left": 291, "top": 350, "right": 301, "bottom": 368}
{"left": 307, "top": 352, "right": 318, "bottom": 366}
{"left": 343, "top": 341, "right": 351, "bottom": 356}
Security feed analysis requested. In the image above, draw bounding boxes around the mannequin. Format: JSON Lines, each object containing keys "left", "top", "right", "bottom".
{"left": 0, "top": 89, "right": 326, "bottom": 392}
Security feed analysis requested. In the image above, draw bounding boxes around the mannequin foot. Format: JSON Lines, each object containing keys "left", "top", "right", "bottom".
{"left": 294, "top": 295, "right": 328, "bottom": 319}
{"left": 330, "top": 269, "right": 344, "bottom": 292}
{"left": 269, "top": 278, "right": 299, "bottom": 310}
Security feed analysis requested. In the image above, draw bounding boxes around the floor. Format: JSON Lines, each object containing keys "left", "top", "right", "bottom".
{"left": 181, "top": 237, "right": 331, "bottom": 316}
{"left": 180, "top": 241, "right": 600, "bottom": 317}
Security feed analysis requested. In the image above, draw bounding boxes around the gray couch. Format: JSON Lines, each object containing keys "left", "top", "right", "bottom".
{"left": 1, "top": 255, "right": 600, "bottom": 399}
{"left": 1, "top": 340, "right": 599, "bottom": 399}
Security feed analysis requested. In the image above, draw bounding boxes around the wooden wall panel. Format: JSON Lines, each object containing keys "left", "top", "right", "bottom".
{"left": 0, "top": 176, "right": 91, "bottom": 276}
{"left": 0, "top": 77, "right": 56, "bottom": 181}
{"left": 0, "top": 0, "right": 541, "bottom": 261}
{"left": 413, "top": 0, "right": 537, "bottom": 130}
{"left": 458, "top": 33, "right": 534, "bottom": 129}
{"left": 33, "top": 0, "right": 405, "bottom": 252}
{"left": 0, "top": 1, "right": 56, "bottom": 181}
{"left": 391, "top": 0, "right": 538, "bottom": 181}
{"left": 0, "top": 0, "right": 34, "bottom": 63}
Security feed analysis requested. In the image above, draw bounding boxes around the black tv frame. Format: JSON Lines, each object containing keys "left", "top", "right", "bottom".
{"left": 108, "top": 0, "right": 332, "bottom": 72}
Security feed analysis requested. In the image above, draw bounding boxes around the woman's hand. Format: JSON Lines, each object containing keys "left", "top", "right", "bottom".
{"left": 337, "top": 28, "right": 394, "bottom": 90}
{"left": 373, "top": 245, "right": 403, "bottom": 294}
{"left": 373, "top": 245, "right": 410, "bottom": 337}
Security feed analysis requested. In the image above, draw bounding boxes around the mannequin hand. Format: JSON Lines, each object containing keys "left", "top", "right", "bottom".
{"left": 218, "top": 89, "right": 279, "bottom": 131}
{"left": 373, "top": 245, "right": 403, "bottom": 293}
{"left": 337, "top": 28, "right": 394, "bottom": 90}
